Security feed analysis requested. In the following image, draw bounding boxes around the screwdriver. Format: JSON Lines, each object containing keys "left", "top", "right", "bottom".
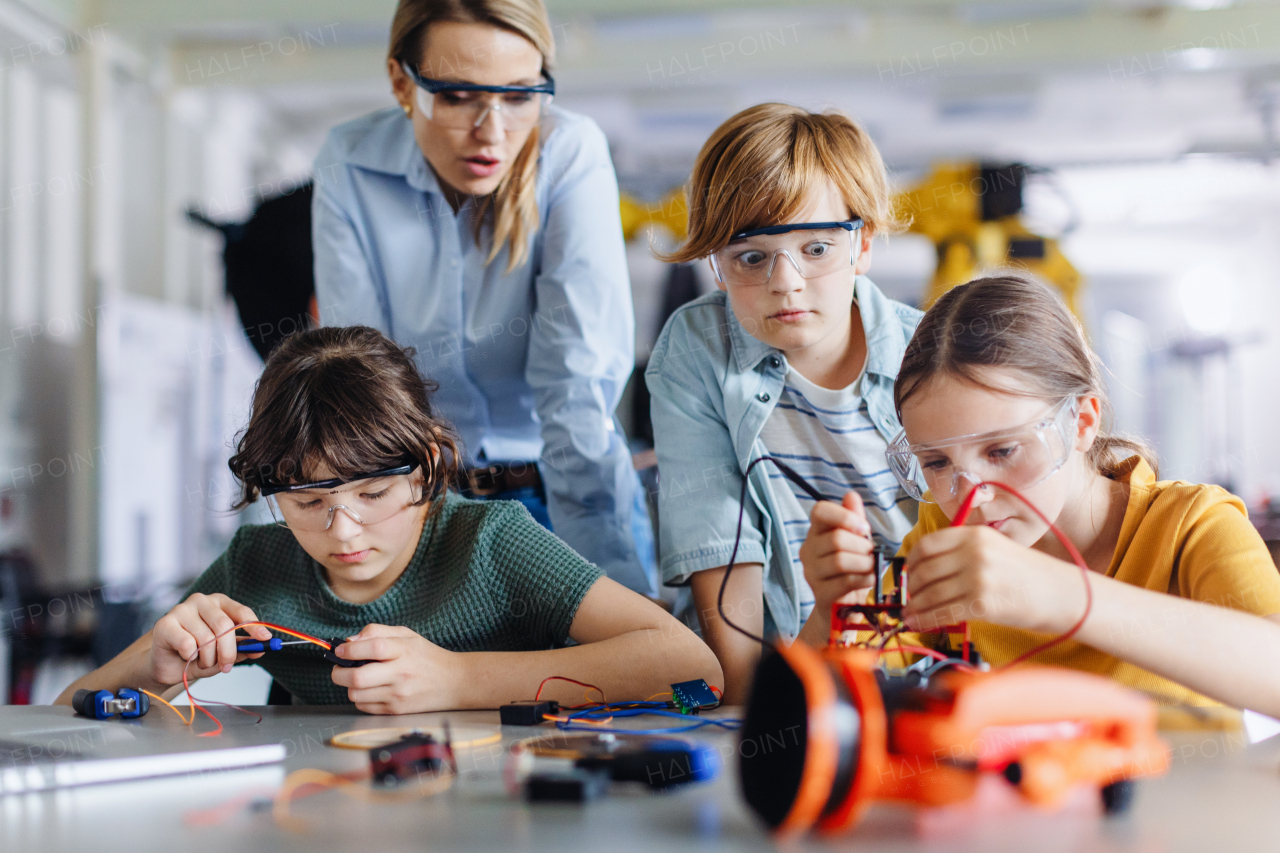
{"left": 236, "top": 637, "right": 315, "bottom": 653}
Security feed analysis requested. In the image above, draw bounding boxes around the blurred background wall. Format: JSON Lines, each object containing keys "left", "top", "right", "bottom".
{"left": 2, "top": 0, "right": 1279, "bottom": 703}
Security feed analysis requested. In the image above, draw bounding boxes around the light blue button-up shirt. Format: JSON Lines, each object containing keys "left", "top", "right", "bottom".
{"left": 644, "top": 277, "right": 922, "bottom": 637}
{"left": 312, "top": 106, "right": 654, "bottom": 594}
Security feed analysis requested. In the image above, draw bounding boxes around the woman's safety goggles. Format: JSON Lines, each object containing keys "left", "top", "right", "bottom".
{"left": 709, "top": 219, "right": 864, "bottom": 287}
{"left": 402, "top": 62, "right": 554, "bottom": 132}
{"left": 262, "top": 463, "right": 423, "bottom": 533}
{"left": 886, "top": 399, "right": 1079, "bottom": 503}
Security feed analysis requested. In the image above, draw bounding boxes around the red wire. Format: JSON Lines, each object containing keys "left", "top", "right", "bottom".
{"left": 947, "top": 481, "right": 1093, "bottom": 669}
{"left": 535, "top": 676, "right": 604, "bottom": 701}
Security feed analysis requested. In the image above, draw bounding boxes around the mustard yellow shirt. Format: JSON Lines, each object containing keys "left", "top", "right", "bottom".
{"left": 897, "top": 457, "right": 1280, "bottom": 705}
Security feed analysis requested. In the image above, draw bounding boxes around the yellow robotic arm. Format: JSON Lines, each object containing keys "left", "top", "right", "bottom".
{"left": 617, "top": 162, "right": 1082, "bottom": 319}
{"left": 895, "top": 162, "right": 1083, "bottom": 318}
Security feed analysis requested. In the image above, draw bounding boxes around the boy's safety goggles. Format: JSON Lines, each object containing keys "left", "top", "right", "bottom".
{"left": 402, "top": 62, "right": 554, "bottom": 132}
{"left": 885, "top": 399, "right": 1078, "bottom": 503}
{"left": 263, "top": 463, "right": 423, "bottom": 532}
{"left": 709, "top": 219, "right": 864, "bottom": 287}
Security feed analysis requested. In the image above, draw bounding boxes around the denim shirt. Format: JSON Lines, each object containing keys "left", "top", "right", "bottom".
{"left": 644, "top": 277, "right": 922, "bottom": 637}
{"left": 311, "top": 106, "right": 655, "bottom": 595}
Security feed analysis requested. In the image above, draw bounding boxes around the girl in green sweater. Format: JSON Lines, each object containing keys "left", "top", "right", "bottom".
{"left": 59, "top": 326, "right": 720, "bottom": 712}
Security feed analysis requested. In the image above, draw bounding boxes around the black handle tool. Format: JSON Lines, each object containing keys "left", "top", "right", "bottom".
{"left": 324, "top": 637, "right": 375, "bottom": 668}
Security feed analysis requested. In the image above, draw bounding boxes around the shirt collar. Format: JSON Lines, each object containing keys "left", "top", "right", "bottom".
{"left": 728, "top": 275, "right": 911, "bottom": 380}
{"left": 855, "top": 275, "right": 911, "bottom": 380}
{"left": 345, "top": 108, "right": 443, "bottom": 195}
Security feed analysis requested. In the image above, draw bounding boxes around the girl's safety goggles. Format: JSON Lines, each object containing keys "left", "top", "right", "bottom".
{"left": 262, "top": 463, "right": 423, "bottom": 532}
{"left": 886, "top": 399, "right": 1079, "bottom": 503}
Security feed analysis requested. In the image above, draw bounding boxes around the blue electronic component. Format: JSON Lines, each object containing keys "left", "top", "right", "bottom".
{"left": 574, "top": 739, "right": 723, "bottom": 788}
{"left": 72, "top": 688, "right": 150, "bottom": 720}
{"left": 671, "top": 679, "right": 719, "bottom": 714}
{"left": 645, "top": 740, "right": 721, "bottom": 784}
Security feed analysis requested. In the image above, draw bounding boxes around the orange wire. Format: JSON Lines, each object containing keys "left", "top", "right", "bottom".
{"left": 182, "top": 664, "right": 223, "bottom": 737}
{"left": 543, "top": 712, "right": 614, "bottom": 726}
{"left": 244, "top": 622, "right": 332, "bottom": 650}
{"left": 140, "top": 688, "right": 193, "bottom": 726}
{"left": 181, "top": 620, "right": 332, "bottom": 736}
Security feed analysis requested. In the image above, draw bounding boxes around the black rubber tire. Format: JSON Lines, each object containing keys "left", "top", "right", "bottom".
{"left": 1101, "top": 779, "right": 1135, "bottom": 815}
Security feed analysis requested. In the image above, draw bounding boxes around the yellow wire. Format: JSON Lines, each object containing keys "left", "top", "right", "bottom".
{"left": 645, "top": 691, "right": 672, "bottom": 701}
{"left": 328, "top": 727, "right": 500, "bottom": 751}
{"left": 141, "top": 688, "right": 194, "bottom": 726}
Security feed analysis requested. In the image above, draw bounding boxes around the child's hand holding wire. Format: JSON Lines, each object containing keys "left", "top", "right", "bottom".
{"left": 149, "top": 593, "right": 274, "bottom": 685}
{"left": 799, "top": 491, "right": 877, "bottom": 627}
{"left": 901, "top": 524, "right": 1089, "bottom": 636}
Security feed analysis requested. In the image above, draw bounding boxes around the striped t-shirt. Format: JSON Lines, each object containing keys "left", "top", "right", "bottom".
{"left": 758, "top": 367, "right": 918, "bottom": 622}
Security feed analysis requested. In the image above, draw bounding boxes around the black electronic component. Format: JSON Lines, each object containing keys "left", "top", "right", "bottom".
{"left": 670, "top": 679, "right": 718, "bottom": 714}
{"left": 500, "top": 700, "right": 559, "bottom": 726}
{"left": 324, "top": 638, "right": 374, "bottom": 668}
{"left": 525, "top": 767, "right": 610, "bottom": 802}
{"left": 369, "top": 732, "right": 453, "bottom": 786}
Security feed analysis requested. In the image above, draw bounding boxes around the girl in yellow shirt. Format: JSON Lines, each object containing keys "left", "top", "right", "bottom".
{"left": 800, "top": 273, "right": 1280, "bottom": 712}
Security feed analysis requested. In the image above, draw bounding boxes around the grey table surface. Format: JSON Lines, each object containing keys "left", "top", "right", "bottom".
{"left": 1, "top": 703, "right": 1278, "bottom": 853}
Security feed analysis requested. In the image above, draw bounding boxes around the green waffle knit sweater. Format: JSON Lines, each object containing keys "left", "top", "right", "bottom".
{"left": 184, "top": 492, "right": 603, "bottom": 705}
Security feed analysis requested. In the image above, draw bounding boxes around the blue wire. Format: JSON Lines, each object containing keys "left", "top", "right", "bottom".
{"left": 554, "top": 703, "right": 742, "bottom": 735}
{"left": 554, "top": 719, "right": 741, "bottom": 735}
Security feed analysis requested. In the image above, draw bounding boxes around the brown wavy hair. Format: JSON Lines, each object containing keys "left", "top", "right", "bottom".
{"left": 389, "top": 0, "right": 554, "bottom": 271}
{"left": 894, "top": 273, "right": 1157, "bottom": 479}
{"left": 659, "top": 102, "right": 906, "bottom": 264}
{"left": 228, "top": 326, "right": 461, "bottom": 513}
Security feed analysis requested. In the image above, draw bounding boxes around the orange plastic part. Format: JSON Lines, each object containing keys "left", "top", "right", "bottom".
{"left": 762, "top": 641, "right": 1169, "bottom": 836}
{"left": 770, "top": 641, "right": 840, "bottom": 835}
{"left": 892, "top": 666, "right": 1169, "bottom": 807}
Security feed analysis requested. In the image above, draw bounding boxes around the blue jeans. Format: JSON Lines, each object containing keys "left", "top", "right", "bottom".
{"left": 478, "top": 474, "right": 657, "bottom": 587}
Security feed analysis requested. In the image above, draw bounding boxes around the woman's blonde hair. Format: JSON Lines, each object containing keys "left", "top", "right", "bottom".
{"left": 389, "top": 0, "right": 554, "bottom": 271}
{"left": 660, "top": 103, "right": 905, "bottom": 264}
{"left": 894, "top": 273, "right": 1158, "bottom": 479}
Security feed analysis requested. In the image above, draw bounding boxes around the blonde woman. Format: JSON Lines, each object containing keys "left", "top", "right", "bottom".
{"left": 312, "top": 0, "right": 655, "bottom": 595}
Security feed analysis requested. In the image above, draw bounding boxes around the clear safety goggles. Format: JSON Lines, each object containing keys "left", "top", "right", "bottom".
{"left": 262, "top": 463, "right": 423, "bottom": 533}
{"left": 886, "top": 399, "right": 1078, "bottom": 504}
{"left": 709, "top": 219, "right": 864, "bottom": 287}
{"left": 402, "top": 62, "right": 554, "bottom": 132}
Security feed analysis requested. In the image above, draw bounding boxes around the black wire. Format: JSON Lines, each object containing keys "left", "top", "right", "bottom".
{"left": 716, "top": 455, "right": 826, "bottom": 645}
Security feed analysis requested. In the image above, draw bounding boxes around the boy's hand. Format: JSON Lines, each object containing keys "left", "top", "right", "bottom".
{"left": 329, "top": 625, "right": 459, "bottom": 715}
{"left": 902, "top": 525, "right": 1087, "bottom": 634}
{"left": 149, "top": 594, "right": 271, "bottom": 686}
{"left": 798, "top": 491, "right": 876, "bottom": 627}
